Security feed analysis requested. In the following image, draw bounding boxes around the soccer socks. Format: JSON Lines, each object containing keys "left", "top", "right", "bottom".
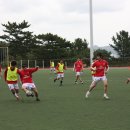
{"left": 85, "top": 91, "right": 90, "bottom": 98}
{"left": 60, "top": 80, "right": 63, "bottom": 86}
{"left": 104, "top": 93, "right": 109, "bottom": 99}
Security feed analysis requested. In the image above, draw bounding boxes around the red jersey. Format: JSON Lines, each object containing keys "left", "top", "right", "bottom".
{"left": 74, "top": 60, "right": 83, "bottom": 72}
{"left": 92, "top": 59, "right": 109, "bottom": 77}
{"left": 18, "top": 68, "right": 38, "bottom": 83}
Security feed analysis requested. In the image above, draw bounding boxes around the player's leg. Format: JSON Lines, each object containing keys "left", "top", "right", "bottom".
{"left": 126, "top": 78, "right": 130, "bottom": 84}
{"left": 8, "top": 84, "right": 20, "bottom": 100}
{"left": 79, "top": 72, "right": 83, "bottom": 84}
{"left": 14, "top": 84, "right": 20, "bottom": 100}
{"left": 102, "top": 76, "right": 109, "bottom": 99}
{"left": 75, "top": 72, "right": 80, "bottom": 84}
{"left": 31, "top": 87, "right": 40, "bottom": 101}
{"left": 85, "top": 77, "right": 99, "bottom": 98}
{"left": 21, "top": 83, "right": 32, "bottom": 96}
{"left": 60, "top": 73, "right": 64, "bottom": 86}
{"left": 54, "top": 73, "right": 60, "bottom": 82}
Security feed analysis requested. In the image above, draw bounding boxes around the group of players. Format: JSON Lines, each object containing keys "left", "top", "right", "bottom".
{"left": 50, "top": 52, "right": 110, "bottom": 100}
{"left": 1, "top": 52, "right": 125, "bottom": 101}
{"left": 1, "top": 61, "right": 40, "bottom": 101}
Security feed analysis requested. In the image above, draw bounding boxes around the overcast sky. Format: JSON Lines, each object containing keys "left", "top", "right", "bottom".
{"left": 0, "top": 0, "right": 130, "bottom": 46}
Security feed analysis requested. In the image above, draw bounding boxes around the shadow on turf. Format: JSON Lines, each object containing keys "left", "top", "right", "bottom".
{"left": 1, "top": 99, "right": 41, "bottom": 104}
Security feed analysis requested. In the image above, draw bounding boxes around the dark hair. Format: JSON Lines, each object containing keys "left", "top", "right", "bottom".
{"left": 11, "top": 60, "right": 17, "bottom": 66}
{"left": 96, "top": 53, "right": 103, "bottom": 58}
{"left": 22, "top": 64, "right": 27, "bottom": 68}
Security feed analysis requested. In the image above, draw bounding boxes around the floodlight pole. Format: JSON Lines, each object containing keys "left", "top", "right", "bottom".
{"left": 7, "top": 47, "right": 9, "bottom": 66}
{"left": 89, "top": 0, "right": 94, "bottom": 65}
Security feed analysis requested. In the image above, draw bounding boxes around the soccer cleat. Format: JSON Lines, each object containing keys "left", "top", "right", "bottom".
{"left": 16, "top": 96, "right": 20, "bottom": 101}
{"left": 81, "top": 81, "right": 83, "bottom": 84}
{"left": 126, "top": 79, "right": 129, "bottom": 84}
{"left": 54, "top": 79, "right": 56, "bottom": 83}
{"left": 36, "top": 98, "right": 40, "bottom": 101}
{"left": 75, "top": 81, "right": 78, "bottom": 84}
{"left": 85, "top": 91, "right": 90, "bottom": 98}
{"left": 60, "top": 80, "right": 63, "bottom": 86}
{"left": 15, "top": 93, "right": 20, "bottom": 100}
{"left": 103, "top": 94, "right": 110, "bottom": 100}
{"left": 30, "top": 93, "right": 34, "bottom": 97}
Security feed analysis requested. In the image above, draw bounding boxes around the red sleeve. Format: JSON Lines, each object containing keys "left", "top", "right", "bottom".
{"left": 29, "top": 67, "right": 38, "bottom": 74}
{"left": 56, "top": 63, "right": 59, "bottom": 71}
{"left": 92, "top": 61, "right": 96, "bottom": 68}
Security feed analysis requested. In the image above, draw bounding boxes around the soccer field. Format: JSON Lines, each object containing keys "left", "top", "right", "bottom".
{"left": 0, "top": 68, "right": 130, "bottom": 130}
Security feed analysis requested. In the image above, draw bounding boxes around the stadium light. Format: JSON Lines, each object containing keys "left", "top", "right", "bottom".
{"left": 89, "top": 0, "right": 94, "bottom": 64}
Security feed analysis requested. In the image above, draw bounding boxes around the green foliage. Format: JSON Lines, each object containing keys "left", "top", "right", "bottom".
{"left": 94, "top": 49, "right": 111, "bottom": 60}
{"left": 110, "top": 30, "right": 130, "bottom": 58}
{"left": 0, "top": 20, "right": 38, "bottom": 59}
{"left": 71, "top": 38, "right": 89, "bottom": 58}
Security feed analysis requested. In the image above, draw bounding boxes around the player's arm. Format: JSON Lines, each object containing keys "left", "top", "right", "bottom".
{"left": 55, "top": 64, "right": 59, "bottom": 73}
{"left": 30, "top": 66, "right": 39, "bottom": 73}
{"left": 73, "top": 63, "right": 76, "bottom": 71}
{"left": 64, "top": 65, "right": 66, "bottom": 70}
{"left": 4, "top": 68, "right": 7, "bottom": 82}
{"left": 105, "top": 62, "right": 109, "bottom": 74}
{"left": 90, "top": 62, "right": 96, "bottom": 71}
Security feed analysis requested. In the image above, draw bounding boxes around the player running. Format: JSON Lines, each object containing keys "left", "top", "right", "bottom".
{"left": 18, "top": 65, "right": 40, "bottom": 101}
{"left": 50, "top": 60, "right": 55, "bottom": 73}
{"left": 85, "top": 53, "right": 110, "bottom": 99}
{"left": 54, "top": 60, "right": 66, "bottom": 86}
{"left": 4, "top": 60, "right": 20, "bottom": 100}
{"left": 73, "top": 58, "right": 84, "bottom": 84}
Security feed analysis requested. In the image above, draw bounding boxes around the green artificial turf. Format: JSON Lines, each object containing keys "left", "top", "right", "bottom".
{"left": 0, "top": 68, "right": 130, "bottom": 130}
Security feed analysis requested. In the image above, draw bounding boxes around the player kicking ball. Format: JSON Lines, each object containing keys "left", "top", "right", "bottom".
{"left": 18, "top": 65, "right": 40, "bottom": 101}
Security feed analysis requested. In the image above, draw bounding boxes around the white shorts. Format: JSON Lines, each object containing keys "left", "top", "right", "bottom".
{"left": 22, "top": 83, "right": 36, "bottom": 90}
{"left": 93, "top": 76, "right": 107, "bottom": 83}
{"left": 8, "top": 83, "right": 19, "bottom": 90}
{"left": 57, "top": 73, "right": 64, "bottom": 78}
{"left": 76, "top": 72, "right": 81, "bottom": 76}
{"left": 50, "top": 67, "right": 55, "bottom": 70}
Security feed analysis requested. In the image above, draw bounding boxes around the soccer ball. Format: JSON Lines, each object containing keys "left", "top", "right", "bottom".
{"left": 26, "top": 90, "right": 33, "bottom": 97}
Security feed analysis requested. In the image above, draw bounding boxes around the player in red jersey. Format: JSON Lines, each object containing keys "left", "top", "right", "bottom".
{"left": 73, "top": 58, "right": 83, "bottom": 84}
{"left": 85, "top": 53, "right": 110, "bottom": 99}
{"left": 90, "top": 57, "right": 97, "bottom": 81}
{"left": 18, "top": 65, "right": 40, "bottom": 101}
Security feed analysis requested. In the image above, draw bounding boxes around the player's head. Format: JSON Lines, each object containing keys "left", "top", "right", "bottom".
{"left": 60, "top": 60, "right": 63, "bottom": 63}
{"left": 10, "top": 60, "right": 17, "bottom": 70}
{"left": 11, "top": 60, "right": 17, "bottom": 67}
{"left": 92, "top": 57, "right": 96, "bottom": 62}
{"left": 22, "top": 64, "right": 27, "bottom": 69}
{"left": 96, "top": 53, "right": 103, "bottom": 59}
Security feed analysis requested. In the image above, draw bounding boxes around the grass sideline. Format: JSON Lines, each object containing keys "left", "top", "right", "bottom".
{"left": 0, "top": 68, "right": 130, "bottom": 130}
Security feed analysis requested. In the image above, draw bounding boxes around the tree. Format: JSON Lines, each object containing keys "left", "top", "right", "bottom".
{"left": 72, "top": 38, "right": 89, "bottom": 58}
{"left": 94, "top": 49, "right": 111, "bottom": 60}
{"left": 110, "top": 30, "right": 130, "bottom": 58}
{"left": 36, "top": 33, "right": 72, "bottom": 59}
{"left": 0, "top": 20, "right": 38, "bottom": 59}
